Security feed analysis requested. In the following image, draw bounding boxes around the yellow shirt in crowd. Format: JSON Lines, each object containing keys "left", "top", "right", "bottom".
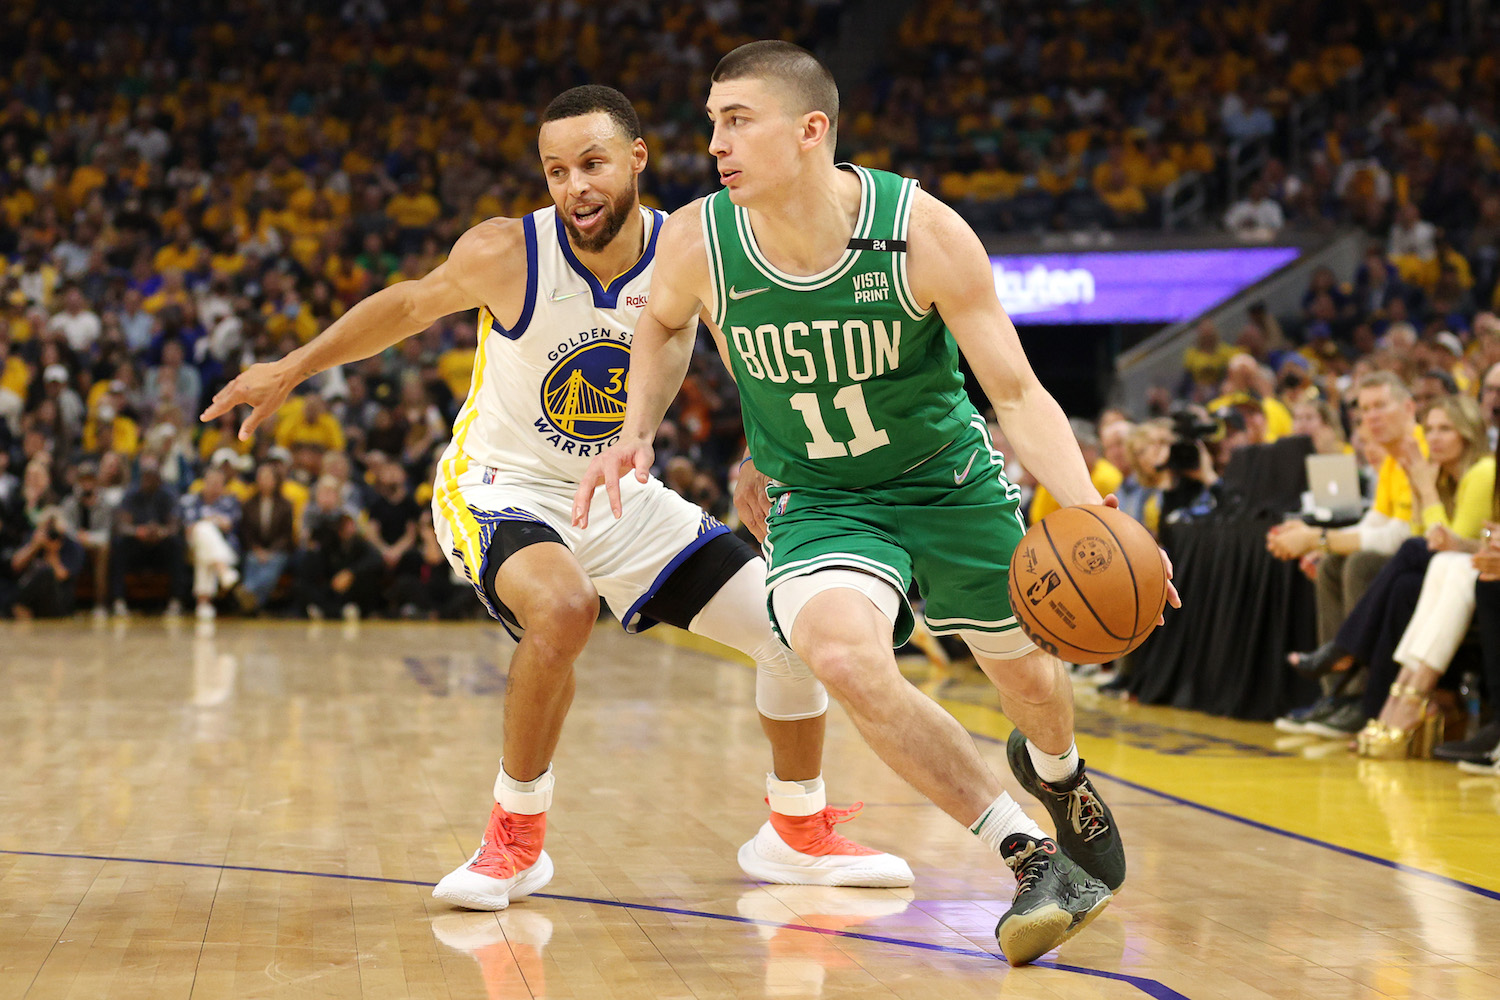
{"left": 274, "top": 408, "right": 347, "bottom": 453}
{"left": 1373, "top": 425, "right": 1428, "bottom": 528}
{"left": 1419, "top": 456, "right": 1496, "bottom": 538}
{"left": 1028, "top": 459, "right": 1125, "bottom": 524}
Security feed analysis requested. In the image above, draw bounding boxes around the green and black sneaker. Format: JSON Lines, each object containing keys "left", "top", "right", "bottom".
{"left": 995, "top": 834, "right": 1112, "bottom": 966}
{"left": 1006, "top": 729, "right": 1126, "bottom": 891}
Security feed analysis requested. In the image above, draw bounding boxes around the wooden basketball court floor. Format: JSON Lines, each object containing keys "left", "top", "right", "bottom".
{"left": 2, "top": 618, "right": 1497, "bottom": 1000}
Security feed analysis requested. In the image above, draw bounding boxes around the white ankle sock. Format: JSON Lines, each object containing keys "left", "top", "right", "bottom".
{"left": 1027, "top": 737, "right": 1080, "bottom": 784}
{"left": 767, "top": 773, "right": 825, "bottom": 815}
{"left": 969, "top": 793, "right": 1046, "bottom": 853}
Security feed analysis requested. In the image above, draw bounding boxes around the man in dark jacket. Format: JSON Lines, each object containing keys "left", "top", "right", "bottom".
{"left": 299, "top": 508, "right": 382, "bottom": 620}
{"left": 109, "top": 456, "right": 185, "bottom": 615}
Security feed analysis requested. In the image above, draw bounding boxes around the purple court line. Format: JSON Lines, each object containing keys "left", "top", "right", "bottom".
{"left": 967, "top": 732, "right": 1500, "bottom": 903}
{"left": 0, "top": 848, "right": 1188, "bottom": 1000}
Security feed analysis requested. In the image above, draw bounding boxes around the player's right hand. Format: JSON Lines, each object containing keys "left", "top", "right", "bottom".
{"left": 573, "top": 440, "right": 654, "bottom": 528}
{"left": 200, "top": 361, "right": 298, "bottom": 440}
{"left": 733, "top": 457, "right": 771, "bottom": 541}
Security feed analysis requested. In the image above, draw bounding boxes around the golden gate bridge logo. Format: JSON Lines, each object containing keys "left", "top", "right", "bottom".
{"left": 540, "top": 341, "right": 630, "bottom": 441}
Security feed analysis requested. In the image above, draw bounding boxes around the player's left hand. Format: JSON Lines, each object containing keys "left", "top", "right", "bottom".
{"left": 733, "top": 457, "right": 771, "bottom": 541}
{"left": 1102, "top": 493, "right": 1179, "bottom": 623}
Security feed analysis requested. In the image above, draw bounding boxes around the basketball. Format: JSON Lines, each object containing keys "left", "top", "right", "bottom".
{"left": 1007, "top": 504, "right": 1168, "bottom": 664}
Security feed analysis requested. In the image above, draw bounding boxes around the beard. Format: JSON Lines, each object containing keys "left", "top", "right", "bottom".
{"left": 563, "top": 183, "right": 639, "bottom": 254}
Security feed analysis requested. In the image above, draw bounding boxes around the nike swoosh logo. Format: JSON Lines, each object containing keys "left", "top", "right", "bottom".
{"left": 551, "top": 289, "right": 585, "bottom": 301}
{"left": 954, "top": 448, "right": 980, "bottom": 485}
{"left": 728, "top": 285, "right": 770, "bottom": 300}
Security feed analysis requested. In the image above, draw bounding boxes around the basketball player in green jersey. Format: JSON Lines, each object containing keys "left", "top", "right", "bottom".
{"left": 576, "top": 41, "right": 1179, "bottom": 966}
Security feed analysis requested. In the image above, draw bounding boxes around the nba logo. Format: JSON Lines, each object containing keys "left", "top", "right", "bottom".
{"left": 482, "top": 467, "right": 496, "bottom": 484}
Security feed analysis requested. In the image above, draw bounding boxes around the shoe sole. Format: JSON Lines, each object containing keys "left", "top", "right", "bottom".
{"left": 1273, "top": 718, "right": 1312, "bottom": 734}
{"left": 432, "top": 851, "right": 555, "bottom": 911}
{"left": 996, "top": 892, "right": 1111, "bottom": 967}
{"left": 1058, "top": 891, "right": 1111, "bottom": 946}
{"left": 1457, "top": 761, "right": 1500, "bottom": 775}
{"left": 736, "top": 840, "right": 914, "bottom": 887}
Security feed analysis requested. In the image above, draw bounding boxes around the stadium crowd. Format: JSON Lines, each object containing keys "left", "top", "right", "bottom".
{"left": 0, "top": 0, "right": 1498, "bottom": 768}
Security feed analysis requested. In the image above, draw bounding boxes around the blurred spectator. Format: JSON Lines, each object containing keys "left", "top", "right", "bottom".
{"left": 45, "top": 285, "right": 100, "bottom": 355}
{"left": 1117, "top": 420, "right": 1171, "bottom": 537}
{"left": 1290, "top": 398, "right": 1350, "bottom": 455}
{"left": 1267, "top": 373, "right": 1424, "bottom": 732}
{"left": 1480, "top": 362, "right": 1500, "bottom": 448}
{"left": 364, "top": 460, "right": 422, "bottom": 616}
{"left": 41, "top": 365, "right": 83, "bottom": 443}
{"left": 299, "top": 509, "right": 382, "bottom": 621}
{"left": 239, "top": 463, "right": 296, "bottom": 612}
{"left": 276, "top": 392, "right": 346, "bottom": 456}
{"left": 180, "top": 466, "right": 241, "bottom": 622}
{"left": 109, "top": 456, "right": 185, "bottom": 617}
{"left": 1028, "top": 417, "right": 1124, "bottom": 524}
{"left": 2, "top": 458, "right": 82, "bottom": 618}
{"left": 8, "top": 500, "right": 83, "bottom": 620}
{"left": 58, "top": 458, "right": 117, "bottom": 610}
{"left": 1181, "top": 320, "right": 1239, "bottom": 398}
{"left": 1387, "top": 203, "right": 1438, "bottom": 263}
{"left": 1224, "top": 180, "right": 1285, "bottom": 239}
{"left": 416, "top": 510, "right": 471, "bottom": 619}
{"left": 144, "top": 340, "right": 203, "bottom": 418}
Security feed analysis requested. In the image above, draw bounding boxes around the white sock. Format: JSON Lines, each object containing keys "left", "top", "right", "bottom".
{"left": 969, "top": 793, "right": 1046, "bottom": 853}
{"left": 767, "top": 773, "right": 825, "bottom": 816}
{"left": 1027, "top": 737, "right": 1080, "bottom": 784}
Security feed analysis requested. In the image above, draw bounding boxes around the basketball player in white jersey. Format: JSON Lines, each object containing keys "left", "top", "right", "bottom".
{"left": 202, "top": 85, "right": 911, "bottom": 911}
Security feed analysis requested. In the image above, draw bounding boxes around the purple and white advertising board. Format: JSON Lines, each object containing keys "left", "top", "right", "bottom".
{"left": 992, "top": 247, "right": 1301, "bottom": 325}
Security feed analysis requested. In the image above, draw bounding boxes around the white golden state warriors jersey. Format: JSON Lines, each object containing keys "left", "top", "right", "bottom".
{"left": 449, "top": 204, "right": 664, "bottom": 482}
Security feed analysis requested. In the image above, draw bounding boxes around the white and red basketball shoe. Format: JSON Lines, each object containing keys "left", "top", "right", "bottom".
{"left": 737, "top": 778, "right": 913, "bottom": 887}
{"left": 433, "top": 802, "right": 554, "bottom": 910}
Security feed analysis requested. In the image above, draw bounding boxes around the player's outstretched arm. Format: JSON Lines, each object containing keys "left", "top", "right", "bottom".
{"left": 572, "top": 203, "right": 709, "bottom": 526}
{"left": 908, "top": 192, "right": 1099, "bottom": 506}
{"left": 201, "top": 219, "right": 525, "bottom": 440}
{"left": 907, "top": 191, "right": 1180, "bottom": 612}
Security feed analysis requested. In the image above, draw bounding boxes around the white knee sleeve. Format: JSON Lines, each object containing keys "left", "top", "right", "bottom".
{"left": 688, "top": 560, "right": 828, "bottom": 721}
{"left": 958, "top": 627, "right": 1037, "bottom": 660}
{"left": 770, "top": 568, "right": 901, "bottom": 647}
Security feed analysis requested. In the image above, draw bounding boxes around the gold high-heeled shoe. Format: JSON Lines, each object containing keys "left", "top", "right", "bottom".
{"left": 1355, "top": 719, "right": 1384, "bottom": 755}
{"left": 1358, "top": 683, "right": 1446, "bottom": 760}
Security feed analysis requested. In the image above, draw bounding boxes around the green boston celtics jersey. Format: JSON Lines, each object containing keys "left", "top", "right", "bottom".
{"left": 703, "top": 165, "right": 976, "bottom": 489}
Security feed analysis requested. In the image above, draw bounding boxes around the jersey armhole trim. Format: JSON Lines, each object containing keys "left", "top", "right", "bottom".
{"left": 491, "top": 213, "right": 539, "bottom": 339}
{"left": 703, "top": 195, "right": 728, "bottom": 330}
{"left": 892, "top": 178, "right": 931, "bottom": 322}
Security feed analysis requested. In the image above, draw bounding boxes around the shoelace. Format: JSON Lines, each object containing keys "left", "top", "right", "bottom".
{"left": 1007, "top": 847, "right": 1046, "bottom": 895}
{"left": 801, "top": 802, "right": 865, "bottom": 853}
{"left": 1065, "top": 781, "right": 1109, "bottom": 843}
{"left": 472, "top": 813, "right": 528, "bottom": 876}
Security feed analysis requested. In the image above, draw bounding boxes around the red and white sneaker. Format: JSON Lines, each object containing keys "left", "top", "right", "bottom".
{"left": 433, "top": 803, "right": 554, "bottom": 910}
{"left": 738, "top": 778, "right": 913, "bottom": 887}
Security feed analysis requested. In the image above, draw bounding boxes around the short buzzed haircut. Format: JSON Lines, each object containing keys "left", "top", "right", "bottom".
{"left": 1357, "top": 370, "right": 1412, "bottom": 401}
{"left": 541, "top": 85, "right": 642, "bottom": 142}
{"left": 712, "top": 40, "right": 839, "bottom": 134}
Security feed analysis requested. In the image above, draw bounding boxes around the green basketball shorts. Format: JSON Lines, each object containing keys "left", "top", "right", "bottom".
{"left": 762, "top": 413, "right": 1030, "bottom": 652}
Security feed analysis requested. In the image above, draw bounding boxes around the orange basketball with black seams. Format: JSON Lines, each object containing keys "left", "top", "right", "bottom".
{"left": 1007, "top": 504, "right": 1167, "bottom": 664}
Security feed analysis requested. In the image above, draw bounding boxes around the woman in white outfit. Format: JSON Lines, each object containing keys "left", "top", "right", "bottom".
{"left": 180, "top": 466, "right": 241, "bottom": 621}
{"left": 1359, "top": 397, "right": 1496, "bottom": 757}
